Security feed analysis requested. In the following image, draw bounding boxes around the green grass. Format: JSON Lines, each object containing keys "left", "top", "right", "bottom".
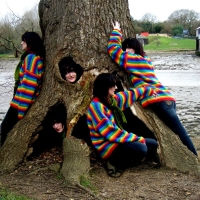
{"left": 1, "top": 36, "right": 196, "bottom": 55}
{"left": 80, "top": 175, "right": 98, "bottom": 193}
{"left": 56, "top": 173, "right": 64, "bottom": 180}
{"left": 0, "top": 54, "right": 15, "bottom": 58}
{"left": 144, "top": 36, "right": 196, "bottom": 51}
{"left": 0, "top": 186, "right": 33, "bottom": 200}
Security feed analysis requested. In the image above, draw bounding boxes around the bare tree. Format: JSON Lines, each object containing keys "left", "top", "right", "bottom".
{"left": 138, "top": 13, "right": 157, "bottom": 33}
{"left": 141, "top": 13, "right": 157, "bottom": 23}
{"left": 15, "top": 4, "right": 41, "bottom": 34}
{"left": 0, "top": 35, "right": 22, "bottom": 57}
{"left": 168, "top": 9, "right": 200, "bottom": 35}
{"left": 0, "top": 4, "right": 40, "bottom": 57}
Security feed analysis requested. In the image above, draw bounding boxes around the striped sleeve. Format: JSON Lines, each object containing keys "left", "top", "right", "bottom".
{"left": 17, "top": 55, "right": 40, "bottom": 119}
{"left": 114, "top": 87, "right": 154, "bottom": 110}
{"left": 107, "top": 29, "right": 127, "bottom": 68}
{"left": 107, "top": 29, "right": 149, "bottom": 73}
{"left": 96, "top": 118, "right": 145, "bottom": 144}
{"left": 88, "top": 101, "right": 145, "bottom": 144}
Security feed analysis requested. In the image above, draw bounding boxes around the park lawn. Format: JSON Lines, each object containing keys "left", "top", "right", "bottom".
{"left": 0, "top": 36, "right": 197, "bottom": 58}
{"left": 144, "top": 36, "right": 196, "bottom": 51}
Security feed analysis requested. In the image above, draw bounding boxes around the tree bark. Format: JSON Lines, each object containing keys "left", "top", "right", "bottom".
{"left": 0, "top": 0, "right": 199, "bottom": 181}
{"left": 61, "top": 137, "right": 90, "bottom": 184}
{"left": 132, "top": 103, "right": 200, "bottom": 177}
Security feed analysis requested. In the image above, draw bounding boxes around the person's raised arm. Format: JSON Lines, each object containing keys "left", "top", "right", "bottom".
{"left": 107, "top": 21, "right": 127, "bottom": 68}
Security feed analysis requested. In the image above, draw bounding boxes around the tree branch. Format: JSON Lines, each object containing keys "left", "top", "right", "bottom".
{"left": 0, "top": 35, "right": 22, "bottom": 55}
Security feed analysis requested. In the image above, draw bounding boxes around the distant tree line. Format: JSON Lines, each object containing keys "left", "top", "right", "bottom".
{"left": 0, "top": 6, "right": 200, "bottom": 56}
{"left": 132, "top": 9, "right": 200, "bottom": 37}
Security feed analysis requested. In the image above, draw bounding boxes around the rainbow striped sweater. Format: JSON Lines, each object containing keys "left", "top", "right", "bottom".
{"left": 10, "top": 54, "right": 44, "bottom": 119}
{"left": 87, "top": 87, "right": 154, "bottom": 160}
{"left": 107, "top": 29, "right": 175, "bottom": 107}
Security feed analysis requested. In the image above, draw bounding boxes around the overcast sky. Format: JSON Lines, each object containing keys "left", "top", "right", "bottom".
{"left": 128, "top": 0, "right": 200, "bottom": 21}
{"left": 0, "top": 0, "right": 200, "bottom": 21}
{"left": 0, "top": 0, "right": 39, "bottom": 17}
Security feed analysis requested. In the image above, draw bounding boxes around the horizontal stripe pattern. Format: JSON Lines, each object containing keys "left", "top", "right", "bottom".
{"left": 107, "top": 29, "right": 175, "bottom": 107}
{"left": 87, "top": 89, "right": 148, "bottom": 160}
{"left": 10, "top": 54, "right": 44, "bottom": 119}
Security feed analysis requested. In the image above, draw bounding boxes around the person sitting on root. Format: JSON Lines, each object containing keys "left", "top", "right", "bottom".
{"left": 107, "top": 21, "right": 198, "bottom": 156}
{"left": 87, "top": 73, "right": 160, "bottom": 178}
{"left": 59, "top": 56, "right": 83, "bottom": 83}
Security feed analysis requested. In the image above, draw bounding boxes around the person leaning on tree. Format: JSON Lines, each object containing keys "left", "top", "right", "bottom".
{"left": 0, "top": 32, "right": 45, "bottom": 146}
{"left": 87, "top": 73, "right": 160, "bottom": 178}
{"left": 107, "top": 21, "right": 198, "bottom": 156}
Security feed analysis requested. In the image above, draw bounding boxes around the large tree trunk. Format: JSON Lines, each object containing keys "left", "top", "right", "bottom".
{"left": 0, "top": 0, "right": 134, "bottom": 179}
{"left": 0, "top": 0, "right": 199, "bottom": 182}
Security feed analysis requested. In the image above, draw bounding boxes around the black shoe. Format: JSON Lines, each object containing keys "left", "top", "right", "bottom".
{"left": 106, "top": 161, "right": 123, "bottom": 178}
{"left": 151, "top": 152, "right": 161, "bottom": 167}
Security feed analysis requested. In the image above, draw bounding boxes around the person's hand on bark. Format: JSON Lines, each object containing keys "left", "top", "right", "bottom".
{"left": 112, "top": 21, "right": 121, "bottom": 30}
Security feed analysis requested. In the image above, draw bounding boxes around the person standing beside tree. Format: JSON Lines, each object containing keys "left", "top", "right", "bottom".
{"left": 107, "top": 21, "right": 197, "bottom": 156}
{"left": 0, "top": 32, "right": 45, "bottom": 146}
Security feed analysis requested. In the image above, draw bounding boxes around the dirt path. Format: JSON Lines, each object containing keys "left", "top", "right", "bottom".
{"left": 0, "top": 124, "right": 199, "bottom": 200}
{"left": 0, "top": 154, "right": 200, "bottom": 200}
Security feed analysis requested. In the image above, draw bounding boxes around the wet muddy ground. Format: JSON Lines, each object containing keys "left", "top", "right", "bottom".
{"left": 150, "top": 52, "right": 200, "bottom": 71}
{"left": 150, "top": 52, "right": 200, "bottom": 137}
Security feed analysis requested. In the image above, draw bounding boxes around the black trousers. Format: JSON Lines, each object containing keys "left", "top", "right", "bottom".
{"left": 0, "top": 106, "right": 19, "bottom": 146}
{"left": 150, "top": 101, "right": 197, "bottom": 156}
{"left": 108, "top": 138, "right": 158, "bottom": 168}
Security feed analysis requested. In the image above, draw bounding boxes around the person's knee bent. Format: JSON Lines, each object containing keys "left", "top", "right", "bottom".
{"left": 134, "top": 142, "right": 148, "bottom": 157}
{"left": 145, "top": 138, "right": 158, "bottom": 149}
